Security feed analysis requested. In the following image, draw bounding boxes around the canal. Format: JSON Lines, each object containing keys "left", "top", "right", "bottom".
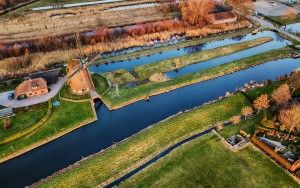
{"left": 0, "top": 31, "right": 299, "bottom": 188}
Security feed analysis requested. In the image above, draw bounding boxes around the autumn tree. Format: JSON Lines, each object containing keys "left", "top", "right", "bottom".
{"left": 180, "top": 0, "right": 216, "bottom": 25}
{"left": 253, "top": 94, "right": 270, "bottom": 112}
{"left": 241, "top": 106, "right": 253, "bottom": 118}
{"left": 288, "top": 70, "right": 300, "bottom": 93}
{"left": 271, "top": 84, "right": 291, "bottom": 105}
{"left": 279, "top": 104, "right": 300, "bottom": 136}
{"left": 227, "top": 0, "right": 254, "bottom": 16}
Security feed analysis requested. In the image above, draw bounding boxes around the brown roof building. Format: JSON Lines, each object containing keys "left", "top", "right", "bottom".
{"left": 211, "top": 11, "right": 238, "bottom": 25}
{"left": 15, "top": 78, "right": 48, "bottom": 100}
{"left": 67, "top": 59, "right": 94, "bottom": 95}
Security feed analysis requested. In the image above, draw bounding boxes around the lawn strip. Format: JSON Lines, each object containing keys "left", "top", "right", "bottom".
{"left": 134, "top": 37, "right": 273, "bottom": 79}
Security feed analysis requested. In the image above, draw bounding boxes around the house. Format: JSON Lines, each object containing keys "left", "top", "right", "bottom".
{"left": 15, "top": 78, "right": 48, "bottom": 100}
{"left": 210, "top": 11, "right": 238, "bottom": 25}
{"left": 66, "top": 59, "right": 94, "bottom": 95}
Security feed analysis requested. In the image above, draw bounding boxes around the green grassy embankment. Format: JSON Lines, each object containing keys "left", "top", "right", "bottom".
{"left": 101, "top": 47, "right": 293, "bottom": 110}
{"left": 134, "top": 37, "right": 273, "bottom": 79}
{"left": 35, "top": 82, "right": 286, "bottom": 188}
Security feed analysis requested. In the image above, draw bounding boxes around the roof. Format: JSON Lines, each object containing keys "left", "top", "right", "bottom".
{"left": 212, "top": 11, "right": 237, "bottom": 21}
{"left": 15, "top": 78, "right": 48, "bottom": 95}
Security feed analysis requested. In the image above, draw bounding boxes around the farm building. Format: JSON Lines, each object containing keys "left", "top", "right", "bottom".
{"left": 66, "top": 59, "right": 94, "bottom": 95}
{"left": 15, "top": 78, "right": 48, "bottom": 100}
{"left": 211, "top": 11, "right": 238, "bottom": 24}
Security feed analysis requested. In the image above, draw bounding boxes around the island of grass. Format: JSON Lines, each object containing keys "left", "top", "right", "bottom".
{"left": 100, "top": 47, "right": 294, "bottom": 110}
{"left": 134, "top": 37, "right": 273, "bottom": 79}
{"left": 119, "top": 120, "right": 298, "bottom": 187}
{"left": 35, "top": 81, "right": 289, "bottom": 188}
{"left": 0, "top": 95, "right": 96, "bottom": 163}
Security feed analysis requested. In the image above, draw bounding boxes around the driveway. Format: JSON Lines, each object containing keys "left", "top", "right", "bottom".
{"left": 0, "top": 76, "right": 67, "bottom": 108}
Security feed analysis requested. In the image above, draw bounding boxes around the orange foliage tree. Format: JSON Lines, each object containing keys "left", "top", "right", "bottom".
{"left": 253, "top": 94, "right": 270, "bottom": 112}
{"left": 279, "top": 104, "right": 300, "bottom": 134}
{"left": 271, "top": 84, "right": 291, "bottom": 104}
{"left": 180, "top": 0, "right": 216, "bottom": 25}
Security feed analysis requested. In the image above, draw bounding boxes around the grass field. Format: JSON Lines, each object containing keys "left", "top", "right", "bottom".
{"left": 0, "top": 97, "right": 95, "bottom": 161}
{"left": 0, "top": 103, "right": 48, "bottom": 141}
{"left": 36, "top": 82, "right": 285, "bottom": 188}
{"left": 101, "top": 47, "right": 293, "bottom": 110}
{"left": 134, "top": 37, "right": 273, "bottom": 79}
{"left": 119, "top": 127, "right": 298, "bottom": 187}
{"left": 92, "top": 74, "right": 110, "bottom": 95}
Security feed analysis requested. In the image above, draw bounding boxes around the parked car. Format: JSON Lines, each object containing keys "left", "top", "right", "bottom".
{"left": 8, "top": 93, "right": 14, "bottom": 100}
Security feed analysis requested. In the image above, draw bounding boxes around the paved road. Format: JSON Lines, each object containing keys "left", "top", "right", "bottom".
{"left": 250, "top": 15, "right": 300, "bottom": 43}
{"left": 0, "top": 77, "right": 67, "bottom": 108}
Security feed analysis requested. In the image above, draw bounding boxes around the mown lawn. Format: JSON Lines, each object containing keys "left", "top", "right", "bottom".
{"left": 120, "top": 132, "right": 298, "bottom": 188}
{"left": 102, "top": 47, "right": 293, "bottom": 109}
{"left": 92, "top": 74, "right": 110, "bottom": 95}
{"left": 0, "top": 98, "right": 94, "bottom": 160}
{"left": 0, "top": 103, "right": 48, "bottom": 141}
{"left": 134, "top": 37, "right": 273, "bottom": 79}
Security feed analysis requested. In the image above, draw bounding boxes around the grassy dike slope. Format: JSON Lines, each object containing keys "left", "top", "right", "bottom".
{"left": 37, "top": 93, "right": 251, "bottom": 187}
{"left": 134, "top": 37, "right": 273, "bottom": 79}
{"left": 120, "top": 122, "right": 298, "bottom": 187}
{"left": 102, "top": 47, "right": 293, "bottom": 110}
